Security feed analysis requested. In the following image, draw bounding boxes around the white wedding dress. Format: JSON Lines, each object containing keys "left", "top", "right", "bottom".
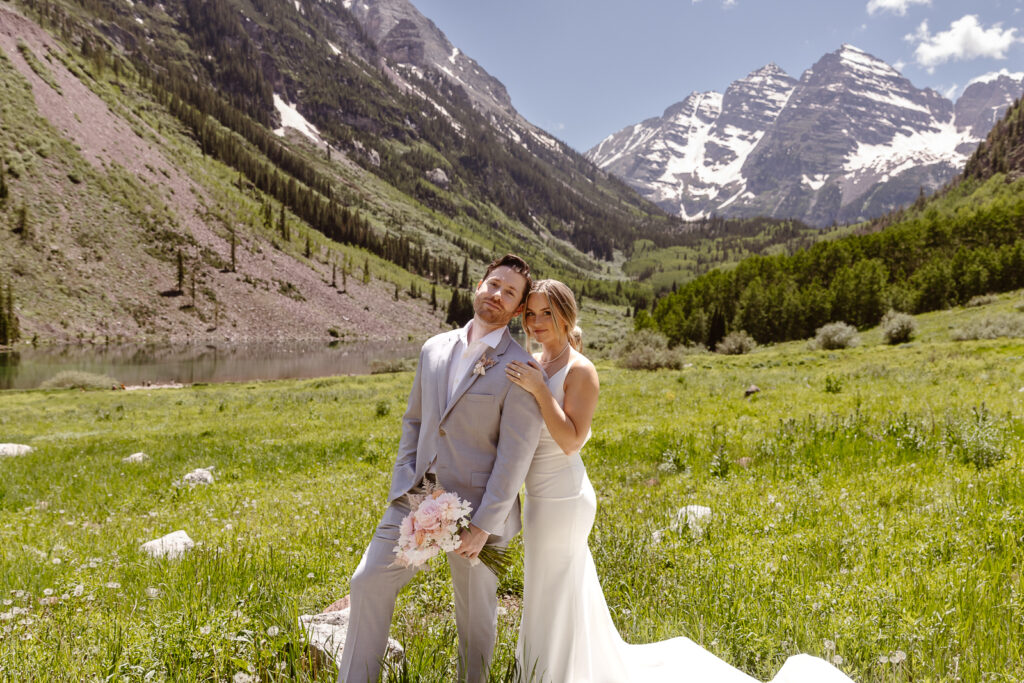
{"left": 516, "top": 354, "right": 854, "bottom": 683}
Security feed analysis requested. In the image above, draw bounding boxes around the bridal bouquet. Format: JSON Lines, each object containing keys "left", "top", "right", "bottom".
{"left": 393, "top": 486, "right": 511, "bottom": 576}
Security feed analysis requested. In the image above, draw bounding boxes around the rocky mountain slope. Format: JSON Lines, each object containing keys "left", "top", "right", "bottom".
{"left": 589, "top": 45, "right": 1024, "bottom": 226}
{"left": 0, "top": 0, "right": 673, "bottom": 344}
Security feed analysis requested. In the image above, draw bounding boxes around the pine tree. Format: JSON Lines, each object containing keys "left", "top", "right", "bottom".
{"left": 304, "top": 235, "right": 311, "bottom": 259}
{"left": 230, "top": 229, "right": 237, "bottom": 272}
{"left": 460, "top": 257, "right": 469, "bottom": 289}
{"left": 0, "top": 159, "right": 8, "bottom": 207}
{"left": 176, "top": 250, "right": 185, "bottom": 293}
{"left": 331, "top": 262, "right": 337, "bottom": 288}
{"left": 430, "top": 285, "right": 437, "bottom": 312}
{"left": 363, "top": 258, "right": 370, "bottom": 284}
{"left": 394, "top": 282, "right": 399, "bottom": 300}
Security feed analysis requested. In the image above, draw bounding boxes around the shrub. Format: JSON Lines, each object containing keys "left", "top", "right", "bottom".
{"left": 715, "top": 330, "right": 756, "bottom": 355}
{"left": 810, "top": 322, "right": 860, "bottom": 350}
{"left": 369, "top": 357, "right": 416, "bottom": 374}
{"left": 824, "top": 374, "right": 843, "bottom": 394}
{"left": 40, "top": 371, "right": 119, "bottom": 390}
{"left": 942, "top": 405, "right": 1006, "bottom": 468}
{"left": 881, "top": 310, "right": 917, "bottom": 345}
{"left": 615, "top": 329, "right": 684, "bottom": 370}
{"left": 951, "top": 314, "right": 1024, "bottom": 341}
{"left": 374, "top": 400, "right": 391, "bottom": 418}
{"left": 966, "top": 294, "right": 998, "bottom": 308}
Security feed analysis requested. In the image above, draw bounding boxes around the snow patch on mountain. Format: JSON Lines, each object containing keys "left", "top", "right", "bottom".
{"left": 969, "top": 69, "right": 1024, "bottom": 87}
{"left": 844, "top": 120, "right": 972, "bottom": 177}
{"left": 273, "top": 95, "right": 322, "bottom": 144}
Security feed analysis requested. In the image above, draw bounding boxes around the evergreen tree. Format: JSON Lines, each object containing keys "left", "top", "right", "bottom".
{"left": 176, "top": 250, "right": 185, "bottom": 293}
{"left": 363, "top": 258, "right": 370, "bottom": 284}
{"left": 460, "top": 257, "right": 469, "bottom": 289}
{"left": 331, "top": 262, "right": 337, "bottom": 288}
{"left": 430, "top": 285, "right": 437, "bottom": 312}
{"left": 304, "top": 235, "right": 311, "bottom": 258}
{"left": 0, "top": 159, "right": 8, "bottom": 207}
{"left": 230, "top": 229, "right": 237, "bottom": 272}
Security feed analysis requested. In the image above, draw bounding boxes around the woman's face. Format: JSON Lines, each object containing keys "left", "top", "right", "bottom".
{"left": 524, "top": 293, "right": 562, "bottom": 343}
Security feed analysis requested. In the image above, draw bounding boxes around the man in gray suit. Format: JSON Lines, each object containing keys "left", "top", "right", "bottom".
{"left": 338, "top": 254, "right": 542, "bottom": 683}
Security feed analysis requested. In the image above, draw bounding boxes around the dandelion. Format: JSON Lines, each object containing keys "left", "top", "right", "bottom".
{"left": 72, "top": 585, "right": 84, "bottom": 598}
{"left": 890, "top": 650, "right": 907, "bottom": 664}
{"left": 306, "top": 573, "right": 314, "bottom": 579}
{"left": 266, "top": 625, "right": 279, "bottom": 637}
{"left": 199, "top": 625, "right": 211, "bottom": 635}
{"left": 832, "top": 654, "right": 844, "bottom": 666}
{"left": 52, "top": 558, "right": 62, "bottom": 565}
{"left": 232, "top": 673, "right": 255, "bottom": 683}
{"left": 1, "top": 600, "right": 10, "bottom": 606}
{"left": 104, "top": 582, "right": 121, "bottom": 590}
{"left": 145, "top": 587, "right": 161, "bottom": 599}
{"left": 43, "top": 589, "right": 54, "bottom": 597}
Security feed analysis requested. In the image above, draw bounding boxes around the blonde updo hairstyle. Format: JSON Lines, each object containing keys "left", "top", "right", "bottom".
{"left": 526, "top": 279, "right": 583, "bottom": 352}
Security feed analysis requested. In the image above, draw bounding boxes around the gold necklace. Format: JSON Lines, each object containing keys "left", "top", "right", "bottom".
{"left": 540, "top": 342, "right": 570, "bottom": 367}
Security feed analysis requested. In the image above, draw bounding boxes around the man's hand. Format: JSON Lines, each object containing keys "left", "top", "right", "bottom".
{"left": 456, "top": 523, "right": 489, "bottom": 560}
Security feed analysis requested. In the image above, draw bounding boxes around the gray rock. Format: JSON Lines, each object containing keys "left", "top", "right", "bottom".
{"left": 300, "top": 603, "right": 403, "bottom": 671}
{"left": 670, "top": 505, "right": 712, "bottom": 538}
{"left": 182, "top": 467, "right": 214, "bottom": 486}
{"left": 425, "top": 167, "right": 450, "bottom": 188}
{"left": 0, "top": 444, "right": 33, "bottom": 457}
{"left": 122, "top": 452, "right": 149, "bottom": 464}
{"left": 140, "top": 530, "right": 195, "bottom": 559}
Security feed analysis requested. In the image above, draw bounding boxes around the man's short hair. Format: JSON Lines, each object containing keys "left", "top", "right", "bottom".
{"left": 483, "top": 254, "right": 532, "bottom": 307}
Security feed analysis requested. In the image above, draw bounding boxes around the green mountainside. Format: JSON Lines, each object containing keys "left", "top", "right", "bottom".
{"left": 0, "top": 0, "right": 689, "bottom": 344}
{"left": 647, "top": 96, "right": 1024, "bottom": 348}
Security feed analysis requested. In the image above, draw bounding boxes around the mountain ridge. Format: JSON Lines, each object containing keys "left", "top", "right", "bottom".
{"left": 588, "top": 44, "right": 1024, "bottom": 227}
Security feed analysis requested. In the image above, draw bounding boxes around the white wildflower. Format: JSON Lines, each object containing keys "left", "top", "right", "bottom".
{"left": 105, "top": 582, "right": 121, "bottom": 590}
{"left": 72, "top": 585, "right": 84, "bottom": 598}
{"left": 145, "top": 587, "right": 161, "bottom": 599}
{"left": 266, "top": 625, "right": 279, "bottom": 637}
{"left": 199, "top": 625, "right": 211, "bottom": 635}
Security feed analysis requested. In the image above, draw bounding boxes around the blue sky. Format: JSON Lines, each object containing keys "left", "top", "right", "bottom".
{"left": 408, "top": 0, "right": 1024, "bottom": 152}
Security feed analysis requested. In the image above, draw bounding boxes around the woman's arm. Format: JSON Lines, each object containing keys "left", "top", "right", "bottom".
{"left": 506, "top": 357, "right": 599, "bottom": 455}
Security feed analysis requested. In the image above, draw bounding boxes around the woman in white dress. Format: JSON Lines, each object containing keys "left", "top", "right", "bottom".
{"left": 506, "top": 279, "right": 854, "bottom": 683}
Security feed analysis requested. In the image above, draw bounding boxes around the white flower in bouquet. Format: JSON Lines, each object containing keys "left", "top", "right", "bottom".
{"left": 393, "top": 487, "right": 510, "bottom": 575}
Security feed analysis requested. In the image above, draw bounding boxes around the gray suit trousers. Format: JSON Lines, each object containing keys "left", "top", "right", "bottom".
{"left": 337, "top": 498, "right": 499, "bottom": 683}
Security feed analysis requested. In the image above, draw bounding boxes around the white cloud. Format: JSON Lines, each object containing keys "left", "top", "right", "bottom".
{"left": 942, "top": 84, "right": 959, "bottom": 99}
{"left": 893, "top": 60, "right": 906, "bottom": 72}
{"left": 905, "top": 15, "right": 1022, "bottom": 72}
{"left": 867, "top": 0, "right": 930, "bottom": 16}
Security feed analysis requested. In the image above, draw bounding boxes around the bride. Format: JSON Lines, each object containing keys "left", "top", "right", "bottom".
{"left": 506, "top": 279, "right": 854, "bottom": 683}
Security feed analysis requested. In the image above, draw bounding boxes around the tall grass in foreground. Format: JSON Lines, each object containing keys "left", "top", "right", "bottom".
{"left": 1, "top": 336, "right": 1023, "bottom": 681}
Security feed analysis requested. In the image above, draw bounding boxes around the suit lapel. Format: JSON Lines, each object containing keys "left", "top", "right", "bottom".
{"left": 436, "top": 333, "right": 459, "bottom": 416}
{"left": 441, "top": 327, "right": 511, "bottom": 423}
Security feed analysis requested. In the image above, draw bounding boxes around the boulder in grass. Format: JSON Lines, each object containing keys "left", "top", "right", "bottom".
{"left": 300, "top": 597, "right": 403, "bottom": 673}
{"left": 122, "top": 452, "right": 149, "bottom": 464}
{"left": 0, "top": 444, "right": 33, "bottom": 457}
{"left": 182, "top": 467, "right": 214, "bottom": 486}
{"left": 141, "top": 530, "right": 194, "bottom": 559}
{"left": 670, "top": 505, "right": 712, "bottom": 538}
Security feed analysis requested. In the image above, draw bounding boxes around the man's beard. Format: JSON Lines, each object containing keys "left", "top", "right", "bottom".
{"left": 474, "top": 296, "right": 512, "bottom": 327}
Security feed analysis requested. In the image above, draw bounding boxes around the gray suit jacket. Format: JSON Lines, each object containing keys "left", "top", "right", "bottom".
{"left": 387, "top": 326, "right": 541, "bottom": 539}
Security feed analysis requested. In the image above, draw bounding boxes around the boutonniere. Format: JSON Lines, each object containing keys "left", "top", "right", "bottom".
{"left": 473, "top": 355, "right": 497, "bottom": 376}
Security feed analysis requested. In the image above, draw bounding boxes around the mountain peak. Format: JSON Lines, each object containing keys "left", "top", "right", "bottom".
{"left": 833, "top": 43, "right": 900, "bottom": 78}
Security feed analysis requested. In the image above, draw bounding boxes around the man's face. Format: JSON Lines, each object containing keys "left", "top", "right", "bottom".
{"left": 473, "top": 266, "right": 527, "bottom": 329}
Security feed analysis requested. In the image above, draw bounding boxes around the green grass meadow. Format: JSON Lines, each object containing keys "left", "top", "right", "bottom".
{"left": 1, "top": 319, "right": 1023, "bottom": 681}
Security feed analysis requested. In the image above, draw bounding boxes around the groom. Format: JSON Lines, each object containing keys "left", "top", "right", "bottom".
{"left": 338, "top": 254, "right": 542, "bottom": 683}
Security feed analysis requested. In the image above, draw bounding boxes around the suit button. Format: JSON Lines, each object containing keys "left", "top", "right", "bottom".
{"left": 439, "top": 427, "right": 446, "bottom": 436}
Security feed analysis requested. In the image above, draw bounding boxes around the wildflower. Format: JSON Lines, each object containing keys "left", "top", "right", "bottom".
{"left": 51, "top": 558, "right": 61, "bottom": 565}
{"left": 43, "top": 589, "right": 54, "bottom": 597}
{"left": 266, "top": 626, "right": 280, "bottom": 637}
{"left": 72, "top": 585, "right": 84, "bottom": 598}
{"left": 105, "top": 582, "right": 121, "bottom": 589}
{"left": 890, "top": 650, "right": 907, "bottom": 664}
{"left": 306, "top": 573, "right": 314, "bottom": 579}
{"left": 232, "top": 673, "right": 255, "bottom": 683}
{"left": 145, "top": 587, "right": 160, "bottom": 599}
{"left": 199, "top": 625, "right": 212, "bottom": 635}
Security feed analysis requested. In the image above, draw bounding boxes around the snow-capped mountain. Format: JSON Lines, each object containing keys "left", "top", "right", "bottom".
{"left": 340, "top": 0, "right": 564, "bottom": 154}
{"left": 588, "top": 45, "right": 1024, "bottom": 226}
